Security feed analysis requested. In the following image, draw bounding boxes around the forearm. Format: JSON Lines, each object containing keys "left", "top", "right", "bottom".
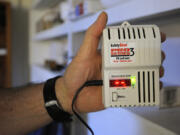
{"left": 0, "top": 83, "right": 52, "bottom": 135}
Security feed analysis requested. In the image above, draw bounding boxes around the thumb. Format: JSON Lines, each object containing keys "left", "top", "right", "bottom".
{"left": 77, "top": 12, "right": 108, "bottom": 59}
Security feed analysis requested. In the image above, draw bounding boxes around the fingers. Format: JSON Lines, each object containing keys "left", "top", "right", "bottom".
{"left": 160, "top": 81, "right": 163, "bottom": 89}
{"left": 160, "top": 51, "right": 165, "bottom": 89}
{"left": 159, "top": 66, "right": 164, "bottom": 78}
{"left": 161, "top": 32, "right": 166, "bottom": 43}
{"left": 77, "top": 12, "right": 108, "bottom": 59}
{"left": 161, "top": 51, "right": 165, "bottom": 62}
{"left": 160, "top": 32, "right": 166, "bottom": 90}
{"left": 160, "top": 51, "right": 165, "bottom": 77}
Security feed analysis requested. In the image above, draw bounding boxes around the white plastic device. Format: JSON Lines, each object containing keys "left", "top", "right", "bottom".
{"left": 102, "top": 22, "right": 161, "bottom": 108}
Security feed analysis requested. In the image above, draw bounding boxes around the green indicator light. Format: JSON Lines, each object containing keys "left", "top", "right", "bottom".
{"left": 131, "top": 76, "right": 136, "bottom": 86}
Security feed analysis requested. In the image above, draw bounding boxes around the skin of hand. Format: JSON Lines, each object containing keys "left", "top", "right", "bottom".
{"left": 55, "top": 12, "right": 166, "bottom": 114}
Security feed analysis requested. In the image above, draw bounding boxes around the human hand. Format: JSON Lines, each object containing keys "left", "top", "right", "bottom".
{"left": 56, "top": 12, "right": 166, "bottom": 114}
{"left": 55, "top": 12, "right": 107, "bottom": 113}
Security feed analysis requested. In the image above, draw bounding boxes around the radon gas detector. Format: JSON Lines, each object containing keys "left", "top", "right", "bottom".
{"left": 102, "top": 22, "right": 161, "bottom": 107}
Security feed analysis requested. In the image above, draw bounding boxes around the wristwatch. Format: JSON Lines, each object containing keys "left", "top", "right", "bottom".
{"left": 43, "top": 76, "right": 72, "bottom": 122}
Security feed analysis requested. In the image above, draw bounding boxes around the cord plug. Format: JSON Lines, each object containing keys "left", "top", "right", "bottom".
{"left": 85, "top": 80, "right": 103, "bottom": 86}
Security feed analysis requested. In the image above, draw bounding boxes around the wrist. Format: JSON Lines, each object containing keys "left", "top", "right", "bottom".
{"left": 55, "top": 77, "right": 72, "bottom": 114}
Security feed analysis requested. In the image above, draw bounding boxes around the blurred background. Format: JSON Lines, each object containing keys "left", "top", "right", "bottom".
{"left": 0, "top": 0, "right": 180, "bottom": 135}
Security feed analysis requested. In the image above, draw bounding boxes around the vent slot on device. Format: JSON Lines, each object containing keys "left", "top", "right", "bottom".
{"left": 152, "top": 71, "right": 155, "bottom": 102}
{"left": 108, "top": 28, "right": 111, "bottom": 40}
{"left": 142, "top": 28, "right": 146, "bottom": 38}
{"left": 118, "top": 28, "right": 120, "bottom": 39}
{"left": 148, "top": 71, "right": 150, "bottom": 102}
{"left": 138, "top": 72, "right": 141, "bottom": 103}
{"left": 123, "top": 28, "right": 126, "bottom": 39}
{"left": 137, "top": 71, "right": 156, "bottom": 103}
{"left": 127, "top": 28, "right": 131, "bottom": 39}
{"left": 143, "top": 71, "right": 146, "bottom": 102}
{"left": 137, "top": 28, "right": 141, "bottom": 39}
{"left": 152, "top": 28, "right": 156, "bottom": 38}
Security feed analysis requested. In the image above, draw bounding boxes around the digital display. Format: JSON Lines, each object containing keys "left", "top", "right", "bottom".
{"left": 110, "top": 79, "right": 131, "bottom": 87}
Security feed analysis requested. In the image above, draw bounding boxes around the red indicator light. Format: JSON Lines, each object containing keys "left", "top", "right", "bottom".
{"left": 120, "top": 81, "right": 125, "bottom": 85}
{"left": 114, "top": 80, "right": 120, "bottom": 85}
{"left": 110, "top": 79, "right": 131, "bottom": 87}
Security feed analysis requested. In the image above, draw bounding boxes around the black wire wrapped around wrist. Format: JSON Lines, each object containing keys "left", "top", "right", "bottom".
{"left": 71, "top": 80, "right": 103, "bottom": 135}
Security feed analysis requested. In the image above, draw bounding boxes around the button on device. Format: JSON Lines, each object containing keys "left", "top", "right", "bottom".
{"left": 112, "top": 92, "right": 118, "bottom": 101}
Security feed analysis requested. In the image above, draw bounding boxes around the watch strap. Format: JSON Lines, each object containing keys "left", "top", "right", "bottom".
{"left": 43, "top": 76, "right": 72, "bottom": 122}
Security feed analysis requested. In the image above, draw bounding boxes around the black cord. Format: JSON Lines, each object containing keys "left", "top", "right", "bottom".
{"left": 71, "top": 80, "right": 103, "bottom": 135}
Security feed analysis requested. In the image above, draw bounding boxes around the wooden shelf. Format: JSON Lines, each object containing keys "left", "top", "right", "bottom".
{"left": 33, "top": 0, "right": 180, "bottom": 41}
{"left": 32, "top": 0, "right": 62, "bottom": 9}
{"left": 34, "top": 23, "right": 69, "bottom": 41}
